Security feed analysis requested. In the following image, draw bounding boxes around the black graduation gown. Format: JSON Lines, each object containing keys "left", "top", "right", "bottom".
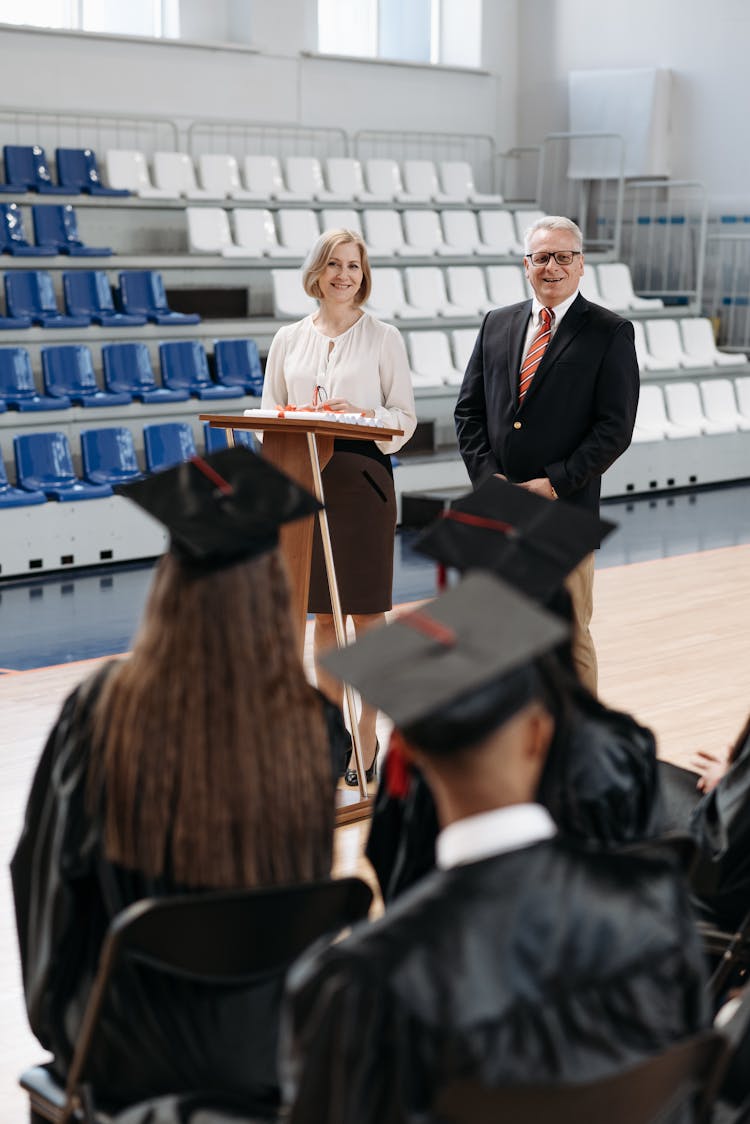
{"left": 10, "top": 664, "right": 347, "bottom": 1115}
{"left": 367, "top": 686, "right": 664, "bottom": 902}
{"left": 282, "top": 840, "right": 709, "bottom": 1124}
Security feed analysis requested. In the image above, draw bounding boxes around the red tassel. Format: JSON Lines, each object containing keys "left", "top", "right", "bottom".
{"left": 436, "top": 563, "right": 448, "bottom": 592}
{"left": 385, "top": 730, "right": 412, "bottom": 798}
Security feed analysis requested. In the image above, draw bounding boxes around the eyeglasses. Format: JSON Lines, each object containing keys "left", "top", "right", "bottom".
{"left": 525, "top": 250, "right": 582, "bottom": 266}
{"left": 313, "top": 384, "right": 328, "bottom": 407}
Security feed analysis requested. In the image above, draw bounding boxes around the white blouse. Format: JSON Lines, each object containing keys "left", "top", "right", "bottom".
{"left": 262, "top": 312, "right": 417, "bottom": 454}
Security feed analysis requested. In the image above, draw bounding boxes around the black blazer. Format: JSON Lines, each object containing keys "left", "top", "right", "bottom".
{"left": 454, "top": 294, "right": 640, "bottom": 516}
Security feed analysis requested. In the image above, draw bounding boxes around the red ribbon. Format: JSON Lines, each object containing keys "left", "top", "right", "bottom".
{"left": 385, "top": 729, "right": 412, "bottom": 798}
{"left": 189, "top": 455, "right": 234, "bottom": 496}
{"left": 442, "top": 509, "right": 516, "bottom": 535}
{"left": 401, "top": 608, "right": 456, "bottom": 647}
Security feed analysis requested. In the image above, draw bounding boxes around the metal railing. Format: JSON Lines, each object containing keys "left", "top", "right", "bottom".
{"left": 536, "top": 132, "right": 626, "bottom": 257}
{"left": 703, "top": 230, "right": 750, "bottom": 350}
{"left": 0, "top": 106, "right": 178, "bottom": 157}
{"left": 353, "top": 129, "right": 497, "bottom": 194}
{"left": 187, "top": 119, "right": 348, "bottom": 160}
{"left": 497, "top": 146, "right": 540, "bottom": 204}
{"left": 620, "top": 180, "right": 708, "bottom": 311}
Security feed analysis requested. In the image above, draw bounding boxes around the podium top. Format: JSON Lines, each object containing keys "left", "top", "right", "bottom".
{"left": 199, "top": 413, "right": 404, "bottom": 440}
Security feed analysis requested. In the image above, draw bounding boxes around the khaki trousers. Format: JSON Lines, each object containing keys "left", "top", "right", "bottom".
{"left": 563, "top": 552, "right": 597, "bottom": 696}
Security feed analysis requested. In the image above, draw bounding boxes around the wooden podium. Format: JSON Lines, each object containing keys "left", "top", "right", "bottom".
{"left": 200, "top": 412, "right": 403, "bottom": 823}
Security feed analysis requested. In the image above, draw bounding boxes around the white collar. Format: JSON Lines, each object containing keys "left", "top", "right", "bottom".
{"left": 531, "top": 288, "right": 580, "bottom": 325}
{"left": 436, "top": 803, "right": 557, "bottom": 870}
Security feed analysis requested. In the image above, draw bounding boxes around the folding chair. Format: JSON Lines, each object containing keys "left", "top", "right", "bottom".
{"left": 14, "top": 432, "right": 112, "bottom": 500}
{"left": 143, "top": 421, "right": 197, "bottom": 472}
{"left": 55, "top": 148, "right": 130, "bottom": 197}
{"left": 432, "top": 1031, "right": 729, "bottom": 1124}
{"left": 19, "top": 878, "right": 372, "bottom": 1123}
{"left": 213, "top": 338, "right": 264, "bottom": 395}
{"left": 80, "top": 427, "right": 144, "bottom": 485}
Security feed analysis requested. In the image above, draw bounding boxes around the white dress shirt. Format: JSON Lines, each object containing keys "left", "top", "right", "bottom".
{"left": 436, "top": 803, "right": 557, "bottom": 870}
{"left": 520, "top": 287, "right": 581, "bottom": 366}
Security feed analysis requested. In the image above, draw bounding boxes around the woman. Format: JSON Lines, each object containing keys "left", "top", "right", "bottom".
{"left": 11, "top": 449, "right": 348, "bottom": 1113}
{"left": 262, "top": 229, "right": 417, "bottom": 785}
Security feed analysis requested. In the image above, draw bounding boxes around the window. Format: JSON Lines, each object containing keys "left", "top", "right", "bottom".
{"left": 318, "top": 0, "right": 481, "bottom": 68}
{"left": 0, "top": 0, "right": 179, "bottom": 38}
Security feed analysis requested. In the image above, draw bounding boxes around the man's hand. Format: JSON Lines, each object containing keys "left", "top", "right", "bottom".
{"left": 519, "top": 477, "right": 556, "bottom": 500}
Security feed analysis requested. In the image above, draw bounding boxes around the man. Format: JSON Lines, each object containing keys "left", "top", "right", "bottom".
{"left": 281, "top": 574, "right": 708, "bottom": 1124}
{"left": 454, "top": 216, "right": 640, "bottom": 693}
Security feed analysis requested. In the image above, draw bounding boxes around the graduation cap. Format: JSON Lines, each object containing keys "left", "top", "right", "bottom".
{"left": 413, "top": 477, "right": 616, "bottom": 601}
{"left": 321, "top": 571, "right": 568, "bottom": 750}
{"left": 116, "top": 447, "right": 321, "bottom": 571}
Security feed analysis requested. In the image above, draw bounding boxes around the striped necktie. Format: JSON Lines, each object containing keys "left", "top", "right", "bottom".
{"left": 519, "top": 306, "right": 553, "bottom": 404}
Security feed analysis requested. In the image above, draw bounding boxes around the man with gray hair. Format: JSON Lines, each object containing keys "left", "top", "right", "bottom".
{"left": 455, "top": 215, "right": 639, "bottom": 694}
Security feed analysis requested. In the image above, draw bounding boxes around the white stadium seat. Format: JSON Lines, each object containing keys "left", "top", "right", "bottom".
{"left": 408, "top": 330, "right": 464, "bottom": 386}
{"left": 401, "top": 210, "right": 463, "bottom": 257}
{"left": 679, "top": 317, "right": 750, "bottom": 368}
{"left": 276, "top": 209, "right": 320, "bottom": 254}
{"left": 367, "top": 268, "right": 423, "bottom": 319}
{"left": 596, "top": 262, "right": 664, "bottom": 311}
{"left": 451, "top": 328, "right": 479, "bottom": 372}
{"left": 699, "top": 379, "right": 750, "bottom": 431}
{"left": 631, "top": 321, "right": 675, "bottom": 372}
{"left": 438, "top": 160, "right": 504, "bottom": 205}
{"left": 105, "top": 149, "right": 174, "bottom": 198}
{"left": 399, "top": 159, "right": 441, "bottom": 203}
{"left": 320, "top": 209, "right": 363, "bottom": 236}
{"left": 634, "top": 384, "right": 698, "bottom": 439}
{"left": 362, "top": 210, "right": 406, "bottom": 256}
{"left": 664, "top": 381, "right": 737, "bottom": 435}
{"left": 325, "top": 157, "right": 390, "bottom": 203}
{"left": 485, "top": 265, "right": 527, "bottom": 307}
{"left": 445, "top": 266, "right": 493, "bottom": 315}
{"left": 441, "top": 210, "right": 497, "bottom": 256}
{"left": 227, "top": 209, "right": 297, "bottom": 258}
{"left": 735, "top": 376, "right": 750, "bottom": 420}
{"left": 405, "top": 266, "right": 477, "bottom": 319}
{"left": 271, "top": 270, "right": 318, "bottom": 318}
{"left": 284, "top": 156, "right": 349, "bottom": 202}
{"left": 186, "top": 207, "right": 235, "bottom": 254}
{"left": 243, "top": 155, "right": 307, "bottom": 202}
{"left": 363, "top": 158, "right": 406, "bottom": 201}
{"left": 153, "top": 152, "right": 221, "bottom": 200}
{"left": 579, "top": 266, "right": 613, "bottom": 309}
{"left": 478, "top": 210, "right": 523, "bottom": 255}
{"left": 513, "top": 209, "right": 546, "bottom": 244}
{"left": 197, "top": 154, "right": 257, "bottom": 201}
{"left": 645, "top": 319, "right": 706, "bottom": 370}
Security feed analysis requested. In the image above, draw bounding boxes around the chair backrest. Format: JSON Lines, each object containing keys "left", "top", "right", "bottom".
{"left": 284, "top": 156, "right": 324, "bottom": 198}
{"left": 105, "top": 149, "right": 154, "bottom": 192}
{"left": 0, "top": 347, "right": 37, "bottom": 398}
{"left": 56, "top": 147, "right": 105, "bottom": 191}
{"left": 363, "top": 209, "right": 405, "bottom": 253}
{"left": 103, "top": 342, "right": 158, "bottom": 394}
{"left": 680, "top": 318, "right": 720, "bottom": 359}
{"left": 438, "top": 160, "right": 475, "bottom": 201}
{"left": 631, "top": 321, "right": 650, "bottom": 367}
{"left": 232, "top": 208, "right": 279, "bottom": 253}
{"left": 186, "top": 207, "right": 233, "bottom": 253}
{"left": 15, "top": 431, "right": 77, "bottom": 487}
{"left": 699, "top": 378, "right": 740, "bottom": 420}
{"left": 403, "top": 210, "right": 443, "bottom": 250}
{"left": 485, "top": 264, "right": 527, "bottom": 306}
{"left": 408, "top": 330, "right": 456, "bottom": 378}
{"left": 441, "top": 210, "right": 481, "bottom": 249}
{"left": 597, "top": 262, "right": 639, "bottom": 308}
{"left": 432, "top": 1031, "right": 728, "bottom": 1124}
{"left": 42, "top": 345, "right": 98, "bottom": 396}
{"left": 81, "top": 426, "right": 141, "bottom": 483}
{"left": 405, "top": 266, "right": 449, "bottom": 310}
{"left": 214, "top": 339, "right": 263, "bottom": 391}
{"left": 243, "top": 154, "right": 286, "bottom": 196}
{"left": 478, "top": 210, "right": 521, "bottom": 254}
{"left": 579, "top": 265, "right": 610, "bottom": 307}
{"left": 645, "top": 319, "right": 685, "bottom": 362}
{"left": 0, "top": 202, "right": 33, "bottom": 248}
{"left": 320, "top": 208, "right": 362, "bottom": 236}
{"left": 160, "top": 341, "right": 211, "bottom": 390}
{"left": 118, "top": 270, "right": 168, "bottom": 314}
{"left": 143, "top": 421, "right": 197, "bottom": 472}
{"left": 663, "top": 381, "right": 707, "bottom": 426}
{"left": 635, "top": 384, "right": 670, "bottom": 432}
{"left": 4, "top": 144, "right": 55, "bottom": 188}
{"left": 364, "top": 158, "right": 403, "bottom": 198}
{"left": 325, "top": 157, "right": 365, "bottom": 197}
{"left": 451, "top": 328, "right": 478, "bottom": 372}
{"left": 6, "top": 271, "right": 60, "bottom": 316}
{"left": 514, "top": 208, "right": 546, "bottom": 242}
{"left": 271, "top": 269, "right": 317, "bottom": 318}
{"left": 402, "top": 159, "right": 440, "bottom": 198}
{"left": 736, "top": 375, "right": 750, "bottom": 415}
{"left": 63, "top": 270, "right": 115, "bottom": 316}
{"left": 153, "top": 151, "right": 199, "bottom": 195}
{"left": 33, "top": 204, "right": 82, "bottom": 249}
{"left": 368, "top": 267, "right": 408, "bottom": 313}
{"left": 197, "top": 153, "right": 241, "bottom": 196}
{"left": 446, "top": 266, "right": 489, "bottom": 307}
{"left": 277, "top": 209, "right": 320, "bottom": 251}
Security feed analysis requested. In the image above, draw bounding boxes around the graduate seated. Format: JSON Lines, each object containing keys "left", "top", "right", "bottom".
{"left": 366, "top": 477, "right": 665, "bottom": 903}
{"left": 11, "top": 448, "right": 350, "bottom": 1116}
{"left": 281, "top": 573, "right": 709, "bottom": 1124}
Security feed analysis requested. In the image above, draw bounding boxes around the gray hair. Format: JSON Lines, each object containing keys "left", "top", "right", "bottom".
{"left": 523, "top": 215, "right": 583, "bottom": 255}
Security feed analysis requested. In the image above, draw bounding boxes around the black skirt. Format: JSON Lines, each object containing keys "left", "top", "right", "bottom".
{"left": 308, "top": 441, "right": 396, "bottom": 615}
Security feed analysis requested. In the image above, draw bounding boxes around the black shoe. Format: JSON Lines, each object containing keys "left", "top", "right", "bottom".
{"left": 344, "top": 741, "right": 380, "bottom": 787}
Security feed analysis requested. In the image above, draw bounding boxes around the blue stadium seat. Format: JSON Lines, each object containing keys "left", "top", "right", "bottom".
{"left": 32, "top": 205, "right": 112, "bottom": 256}
{"left": 143, "top": 421, "right": 197, "bottom": 473}
{"left": 14, "top": 432, "right": 112, "bottom": 500}
{"left": 80, "top": 427, "right": 143, "bottom": 485}
{"left": 5, "top": 271, "right": 91, "bottom": 327}
{"left": 159, "top": 340, "right": 242, "bottom": 400}
{"left": 202, "top": 421, "right": 259, "bottom": 454}
{"left": 3, "top": 145, "right": 70, "bottom": 194}
{"left": 0, "top": 347, "right": 70, "bottom": 410}
{"left": 102, "top": 342, "right": 189, "bottom": 403}
{"left": 0, "top": 455, "right": 45, "bottom": 507}
{"left": 0, "top": 397, "right": 6, "bottom": 412}
{"left": 0, "top": 204, "right": 57, "bottom": 256}
{"left": 213, "top": 338, "right": 264, "bottom": 395}
{"left": 63, "top": 271, "right": 146, "bottom": 327}
{"left": 117, "top": 270, "right": 201, "bottom": 325}
{"left": 55, "top": 148, "right": 130, "bottom": 197}
{"left": 41, "top": 345, "right": 131, "bottom": 407}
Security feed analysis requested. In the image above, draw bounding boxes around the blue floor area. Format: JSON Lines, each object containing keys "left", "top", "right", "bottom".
{"left": 2, "top": 480, "right": 750, "bottom": 672}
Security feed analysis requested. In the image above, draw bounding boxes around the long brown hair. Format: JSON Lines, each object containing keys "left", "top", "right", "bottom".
{"left": 90, "top": 549, "right": 334, "bottom": 888}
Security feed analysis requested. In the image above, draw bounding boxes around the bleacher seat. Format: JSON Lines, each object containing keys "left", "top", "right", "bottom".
{"left": 407, "top": 330, "right": 464, "bottom": 386}
{"left": 118, "top": 270, "right": 200, "bottom": 325}
{"left": 152, "top": 152, "right": 222, "bottom": 200}
{"left": 631, "top": 321, "right": 675, "bottom": 372}
{"left": 478, "top": 210, "right": 523, "bottom": 255}
{"left": 81, "top": 426, "right": 144, "bottom": 485}
{"left": 362, "top": 210, "right": 407, "bottom": 256}
{"left": 405, "top": 266, "right": 478, "bottom": 319}
{"left": 0, "top": 396, "right": 5, "bottom": 412}
{"left": 186, "top": 207, "right": 235, "bottom": 255}
{"left": 401, "top": 159, "right": 456, "bottom": 204}
{"left": 0, "top": 203, "right": 56, "bottom": 256}
{"left": 284, "top": 156, "right": 348, "bottom": 202}
{"left": 102, "top": 342, "right": 189, "bottom": 403}
{"left": 579, "top": 266, "right": 613, "bottom": 309}
{"left": 446, "top": 266, "right": 493, "bottom": 315}
{"left": 485, "top": 265, "right": 527, "bottom": 307}
{"left": 0, "top": 455, "right": 45, "bottom": 507}
{"left": 55, "top": 148, "right": 130, "bottom": 197}
{"left": 324, "top": 157, "right": 390, "bottom": 203}
{"left": 735, "top": 375, "right": 750, "bottom": 421}
{"left": 243, "top": 155, "right": 306, "bottom": 202}
{"left": 438, "top": 160, "right": 504, "bottom": 205}
{"left": 700, "top": 378, "right": 750, "bottom": 432}
{"left": 320, "top": 209, "right": 363, "bottom": 236}
{"left": 143, "top": 421, "right": 197, "bottom": 473}
{"left": 0, "top": 291, "right": 31, "bottom": 329}
{"left": 367, "top": 268, "right": 422, "bottom": 320}
{"left": 401, "top": 210, "right": 464, "bottom": 257}
{"left": 645, "top": 319, "right": 706, "bottom": 370}
{"left": 596, "top": 262, "right": 664, "bottom": 311}
{"left": 271, "top": 270, "right": 317, "bottom": 319}
{"left": 202, "top": 421, "right": 259, "bottom": 454}
{"left": 680, "top": 318, "right": 749, "bottom": 368}
{"left": 664, "top": 380, "right": 736, "bottom": 435}
{"left": 633, "top": 384, "right": 698, "bottom": 440}
{"left": 276, "top": 210, "right": 321, "bottom": 255}
{"left": 213, "top": 338, "right": 264, "bottom": 395}
{"left": 42, "top": 345, "right": 132, "bottom": 407}
{"left": 197, "top": 154, "right": 256, "bottom": 201}
{"left": 5, "top": 271, "right": 91, "bottom": 327}
{"left": 0, "top": 347, "right": 70, "bottom": 410}
{"left": 159, "top": 341, "right": 242, "bottom": 400}
{"left": 3, "top": 145, "right": 69, "bottom": 194}
{"left": 513, "top": 209, "right": 546, "bottom": 243}
{"left": 14, "top": 431, "right": 112, "bottom": 500}
{"left": 451, "top": 327, "right": 478, "bottom": 372}
{"left": 32, "top": 204, "right": 112, "bottom": 256}
{"left": 104, "top": 150, "right": 174, "bottom": 199}
{"left": 64, "top": 271, "right": 147, "bottom": 327}
{"left": 363, "top": 159, "right": 408, "bottom": 202}
{"left": 228, "top": 209, "right": 296, "bottom": 258}
{"left": 441, "top": 210, "right": 497, "bottom": 256}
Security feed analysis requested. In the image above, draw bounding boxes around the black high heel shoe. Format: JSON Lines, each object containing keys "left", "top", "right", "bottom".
{"left": 344, "top": 741, "right": 380, "bottom": 787}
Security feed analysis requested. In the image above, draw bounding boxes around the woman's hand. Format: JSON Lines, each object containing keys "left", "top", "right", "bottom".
{"left": 691, "top": 746, "right": 731, "bottom": 794}
{"left": 322, "top": 398, "right": 375, "bottom": 417}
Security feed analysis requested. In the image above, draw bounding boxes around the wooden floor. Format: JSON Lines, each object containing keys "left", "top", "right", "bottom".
{"left": 1, "top": 543, "right": 749, "bottom": 1120}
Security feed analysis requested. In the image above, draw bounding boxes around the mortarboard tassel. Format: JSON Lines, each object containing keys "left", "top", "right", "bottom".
{"left": 385, "top": 729, "right": 412, "bottom": 799}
